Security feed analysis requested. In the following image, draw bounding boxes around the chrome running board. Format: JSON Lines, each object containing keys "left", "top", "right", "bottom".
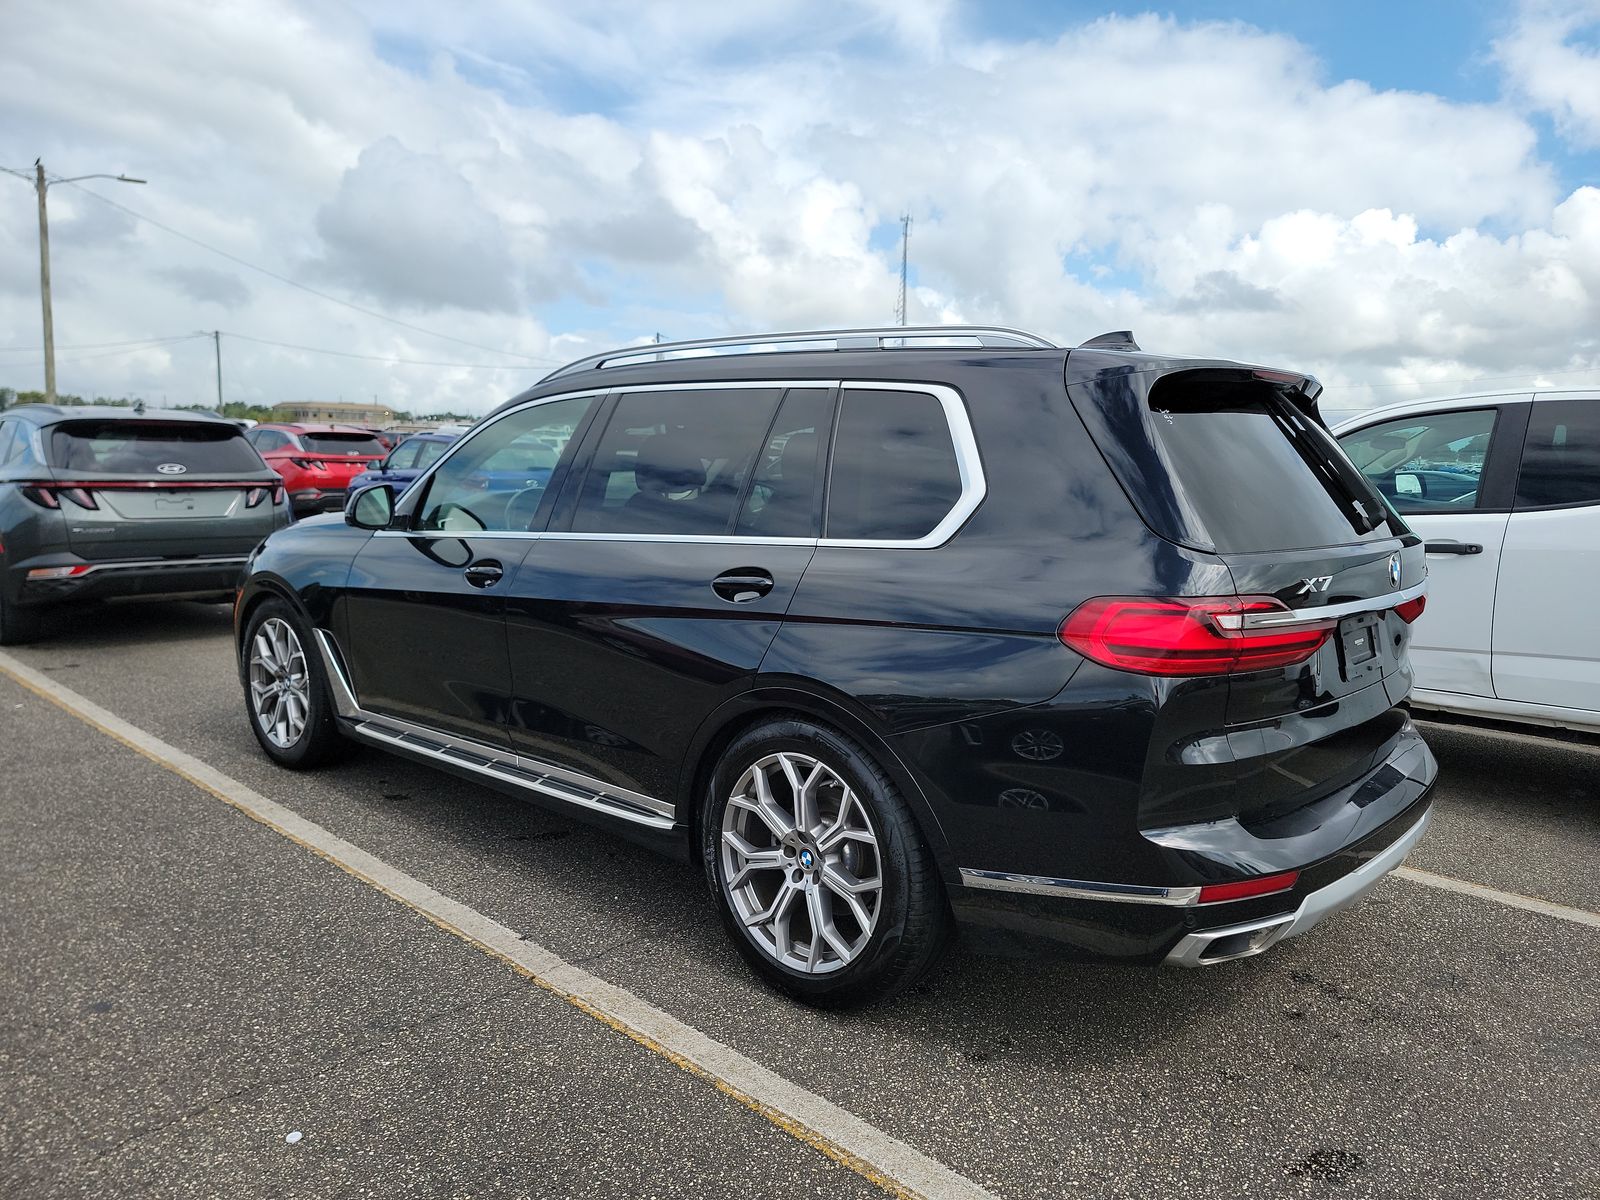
{"left": 312, "top": 629, "right": 675, "bottom": 832}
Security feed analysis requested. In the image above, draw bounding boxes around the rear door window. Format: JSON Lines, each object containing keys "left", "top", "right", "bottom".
{"left": 569, "top": 389, "right": 784, "bottom": 536}
{"left": 733, "top": 388, "right": 833, "bottom": 538}
{"left": 1338, "top": 408, "right": 1497, "bottom": 514}
{"left": 48, "top": 421, "right": 263, "bottom": 474}
{"left": 1515, "top": 400, "right": 1600, "bottom": 509}
{"left": 1146, "top": 377, "right": 1397, "bottom": 553}
{"left": 300, "top": 432, "right": 386, "bottom": 457}
{"left": 825, "top": 389, "right": 961, "bottom": 541}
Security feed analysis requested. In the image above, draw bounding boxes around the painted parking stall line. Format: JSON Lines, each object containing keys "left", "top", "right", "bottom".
{"left": 1394, "top": 865, "right": 1600, "bottom": 929}
{"left": 0, "top": 649, "right": 996, "bottom": 1200}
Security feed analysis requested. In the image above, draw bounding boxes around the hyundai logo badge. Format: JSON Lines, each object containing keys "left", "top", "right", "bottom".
{"left": 156, "top": 462, "right": 187, "bottom": 474}
{"left": 1388, "top": 553, "right": 1402, "bottom": 589}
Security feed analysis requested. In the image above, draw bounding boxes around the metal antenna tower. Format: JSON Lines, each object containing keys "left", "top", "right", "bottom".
{"left": 895, "top": 213, "right": 912, "bottom": 326}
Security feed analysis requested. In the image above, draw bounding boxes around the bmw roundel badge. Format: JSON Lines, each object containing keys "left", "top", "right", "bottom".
{"left": 1389, "top": 553, "right": 1402, "bottom": 589}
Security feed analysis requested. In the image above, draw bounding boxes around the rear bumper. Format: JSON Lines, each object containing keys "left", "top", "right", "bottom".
{"left": 12, "top": 555, "right": 250, "bottom": 605}
{"left": 289, "top": 488, "right": 347, "bottom": 515}
{"left": 949, "top": 721, "right": 1437, "bottom": 963}
{"left": 1163, "top": 804, "right": 1431, "bottom": 966}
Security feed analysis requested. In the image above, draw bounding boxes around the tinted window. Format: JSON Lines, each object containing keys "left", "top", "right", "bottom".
{"left": 48, "top": 421, "right": 263, "bottom": 474}
{"left": 1148, "top": 379, "right": 1395, "bottom": 553}
{"left": 251, "top": 430, "right": 288, "bottom": 452}
{"left": 734, "top": 389, "right": 832, "bottom": 537}
{"left": 826, "top": 389, "right": 961, "bottom": 541}
{"left": 0, "top": 422, "right": 17, "bottom": 466}
{"left": 1516, "top": 400, "right": 1600, "bottom": 508}
{"left": 300, "top": 432, "right": 385, "bottom": 456}
{"left": 1339, "top": 408, "right": 1496, "bottom": 514}
{"left": 570, "top": 389, "right": 784, "bottom": 536}
{"left": 386, "top": 440, "right": 421, "bottom": 470}
{"left": 413, "top": 438, "right": 452, "bottom": 470}
{"left": 417, "top": 395, "right": 595, "bottom": 533}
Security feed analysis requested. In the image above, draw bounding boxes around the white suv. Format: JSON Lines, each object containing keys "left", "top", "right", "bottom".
{"left": 1335, "top": 391, "right": 1600, "bottom": 734}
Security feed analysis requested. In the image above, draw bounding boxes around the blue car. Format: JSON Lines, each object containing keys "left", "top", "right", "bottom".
{"left": 347, "top": 431, "right": 462, "bottom": 497}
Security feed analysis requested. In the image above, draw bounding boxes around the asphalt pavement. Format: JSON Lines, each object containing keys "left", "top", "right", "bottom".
{"left": 2, "top": 600, "right": 1597, "bottom": 1199}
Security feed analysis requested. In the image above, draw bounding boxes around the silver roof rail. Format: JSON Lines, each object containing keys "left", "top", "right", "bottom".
{"left": 538, "top": 325, "right": 1057, "bottom": 382}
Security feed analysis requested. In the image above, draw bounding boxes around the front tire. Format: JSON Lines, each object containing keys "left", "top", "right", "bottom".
{"left": 701, "top": 718, "right": 949, "bottom": 1006}
{"left": 241, "top": 600, "right": 347, "bottom": 768}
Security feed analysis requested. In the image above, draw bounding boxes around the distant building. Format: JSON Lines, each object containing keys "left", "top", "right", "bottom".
{"left": 271, "top": 400, "right": 395, "bottom": 425}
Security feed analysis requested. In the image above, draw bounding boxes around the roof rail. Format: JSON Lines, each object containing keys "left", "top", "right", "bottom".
{"left": 539, "top": 325, "right": 1057, "bottom": 382}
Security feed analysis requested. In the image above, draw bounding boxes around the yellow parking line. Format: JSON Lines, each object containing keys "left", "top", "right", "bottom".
{"left": 0, "top": 650, "right": 995, "bottom": 1200}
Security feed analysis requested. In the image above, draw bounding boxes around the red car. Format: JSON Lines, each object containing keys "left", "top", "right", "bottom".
{"left": 245, "top": 424, "right": 387, "bottom": 516}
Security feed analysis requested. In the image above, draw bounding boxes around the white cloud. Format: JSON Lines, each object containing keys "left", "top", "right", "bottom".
{"left": 0, "top": 0, "right": 1596, "bottom": 417}
{"left": 1496, "top": 0, "right": 1600, "bottom": 148}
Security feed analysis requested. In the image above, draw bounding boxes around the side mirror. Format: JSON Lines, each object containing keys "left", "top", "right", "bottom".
{"left": 346, "top": 483, "right": 395, "bottom": 529}
{"left": 1393, "top": 472, "right": 1424, "bottom": 497}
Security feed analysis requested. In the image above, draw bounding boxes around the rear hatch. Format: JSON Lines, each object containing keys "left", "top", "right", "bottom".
{"left": 294, "top": 431, "right": 387, "bottom": 488}
{"left": 43, "top": 419, "right": 283, "bottom": 559}
{"left": 1066, "top": 361, "right": 1426, "bottom": 828}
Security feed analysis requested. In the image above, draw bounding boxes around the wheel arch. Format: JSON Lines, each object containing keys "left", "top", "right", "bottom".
{"left": 676, "top": 681, "right": 960, "bottom": 885}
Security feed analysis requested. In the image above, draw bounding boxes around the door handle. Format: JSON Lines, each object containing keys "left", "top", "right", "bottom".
{"left": 1424, "top": 541, "right": 1483, "bottom": 555}
{"left": 711, "top": 568, "right": 775, "bottom": 603}
{"left": 463, "top": 559, "right": 505, "bottom": 588}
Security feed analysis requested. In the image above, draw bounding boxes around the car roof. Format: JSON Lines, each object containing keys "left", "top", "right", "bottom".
{"left": 1330, "top": 388, "right": 1599, "bottom": 432}
{"left": 4, "top": 404, "right": 236, "bottom": 427}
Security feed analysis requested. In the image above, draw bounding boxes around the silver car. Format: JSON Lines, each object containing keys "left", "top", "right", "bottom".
{"left": 0, "top": 404, "right": 290, "bottom": 644}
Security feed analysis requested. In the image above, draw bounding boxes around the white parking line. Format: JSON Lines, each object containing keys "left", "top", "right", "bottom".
{"left": 0, "top": 651, "right": 996, "bottom": 1200}
{"left": 1394, "top": 866, "right": 1600, "bottom": 929}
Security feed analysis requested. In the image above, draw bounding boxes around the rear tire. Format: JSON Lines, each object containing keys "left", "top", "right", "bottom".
{"left": 0, "top": 595, "right": 46, "bottom": 646}
{"left": 241, "top": 599, "right": 348, "bottom": 768}
{"left": 701, "top": 718, "right": 949, "bottom": 1007}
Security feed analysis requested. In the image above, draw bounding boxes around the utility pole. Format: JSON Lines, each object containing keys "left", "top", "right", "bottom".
{"left": 211, "top": 330, "right": 223, "bottom": 410}
{"left": 895, "top": 214, "right": 912, "bottom": 326}
{"left": 34, "top": 163, "right": 55, "bottom": 402}
{"left": 1, "top": 161, "right": 146, "bottom": 403}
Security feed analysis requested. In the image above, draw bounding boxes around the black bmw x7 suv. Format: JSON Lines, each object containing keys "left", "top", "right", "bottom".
{"left": 235, "top": 326, "right": 1436, "bottom": 1005}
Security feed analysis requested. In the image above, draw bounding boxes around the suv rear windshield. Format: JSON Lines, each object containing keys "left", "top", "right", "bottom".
{"left": 1146, "top": 375, "right": 1399, "bottom": 553}
{"left": 49, "top": 420, "right": 262, "bottom": 475}
{"left": 300, "top": 432, "right": 385, "bottom": 456}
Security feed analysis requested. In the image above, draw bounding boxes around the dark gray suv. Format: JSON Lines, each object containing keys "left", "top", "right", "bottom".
{"left": 0, "top": 405, "right": 290, "bottom": 644}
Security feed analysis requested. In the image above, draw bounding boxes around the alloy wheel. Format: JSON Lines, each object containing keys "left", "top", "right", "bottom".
{"left": 249, "top": 617, "right": 311, "bottom": 749}
{"left": 720, "top": 752, "right": 883, "bottom": 975}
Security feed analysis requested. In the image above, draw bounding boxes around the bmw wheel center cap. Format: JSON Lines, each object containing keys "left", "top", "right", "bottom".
{"left": 799, "top": 848, "right": 815, "bottom": 870}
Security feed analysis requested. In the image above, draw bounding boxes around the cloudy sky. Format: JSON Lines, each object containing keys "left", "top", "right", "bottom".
{"left": 2, "top": 0, "right": 1598, "bottom": 417}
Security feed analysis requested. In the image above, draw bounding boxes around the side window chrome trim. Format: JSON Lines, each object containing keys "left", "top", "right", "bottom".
{"left": 403, "top": 377, "right": 982, "bottom": 550}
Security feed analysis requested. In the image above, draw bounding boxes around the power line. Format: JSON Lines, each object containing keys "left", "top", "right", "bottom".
{"left": 0, "top": 334, "right": 201, "bottom": 353}
{"left": 218, "top": 331, "right": 546, "bottom": 368}
{"left": 3, "top": 334, "right": 210, "bottom": 368}
{"left": 1322, "top": 362, "right": 1600, "bottom": 390}
{"left": 55, "top": 178, "right": 563, "bottom": 366}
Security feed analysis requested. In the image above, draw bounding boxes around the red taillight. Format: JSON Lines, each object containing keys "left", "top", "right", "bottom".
{"left": 1197, "top": 870, "right": 1300, "bottom": 904}
{"left": 21, "top": 485, "right": 60, "bottom": 509}
{"left": 246, "top": 487, "right": 267, "bottom": 508}
{"left": 58, "top": 487, "right": 98, "bottom": 510}
{"left": 1394, "top": 596, "right": 1426, "bottom": 624}
{"left": 1060, "top": 596, "right": 1334, "bottom": 676}
{"left": 291, "top": 457, "right": 327, "bottom": 470}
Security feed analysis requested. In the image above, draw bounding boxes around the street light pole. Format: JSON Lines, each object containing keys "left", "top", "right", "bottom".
{"left": 2, "top": 161, "right": 147, "bottom": 403}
